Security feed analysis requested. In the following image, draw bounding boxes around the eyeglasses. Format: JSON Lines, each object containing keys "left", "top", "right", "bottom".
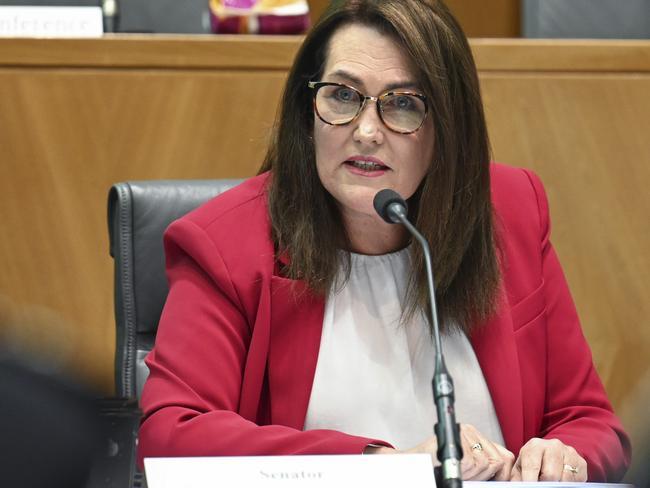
{"left": 308, "top": 81, "right": 428, "bottom": 134}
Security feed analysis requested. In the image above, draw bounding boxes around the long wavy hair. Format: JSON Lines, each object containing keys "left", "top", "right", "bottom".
{"left": 259, "top": 0, "right": 500, "bottom": 332}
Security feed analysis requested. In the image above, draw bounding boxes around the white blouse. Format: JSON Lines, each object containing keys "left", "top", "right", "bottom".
{"left": 303, "top": 248, "right": 504, "bottom": 450}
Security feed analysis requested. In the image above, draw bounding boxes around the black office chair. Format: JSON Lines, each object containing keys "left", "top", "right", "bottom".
{"left": 107, "top": 179, "right": 243, "bottom": 400}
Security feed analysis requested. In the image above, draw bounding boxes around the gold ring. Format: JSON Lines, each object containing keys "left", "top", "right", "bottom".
{"left": 563, "top": 464, "right": 579, "bottom": 475}
{"left": 471, "top": 443, "right": 483, "bottom": 452}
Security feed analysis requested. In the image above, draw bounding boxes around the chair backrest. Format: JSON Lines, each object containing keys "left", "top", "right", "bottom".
{"left": 107, "top": 179, "right": 244, "bottom": 399}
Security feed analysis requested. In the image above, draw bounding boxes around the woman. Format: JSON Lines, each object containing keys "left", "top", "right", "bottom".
{"left": 138, "top": 0, "right": 630, "bottom": 482}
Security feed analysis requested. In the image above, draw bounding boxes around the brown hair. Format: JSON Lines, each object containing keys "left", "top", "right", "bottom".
{"left": 259, "top": 0, "right": 500, "bottom": 332}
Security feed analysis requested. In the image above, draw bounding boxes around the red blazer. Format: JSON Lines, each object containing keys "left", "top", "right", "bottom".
{"left": 139, "top": 164, "right": 630, "bottom": 481}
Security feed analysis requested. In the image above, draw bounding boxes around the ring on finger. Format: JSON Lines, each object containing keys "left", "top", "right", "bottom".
{"left": 471, "top": 443, "right": 483, "bottom": 452}
{"left": 563, "top": 464, "right": 579, "bottom": 475}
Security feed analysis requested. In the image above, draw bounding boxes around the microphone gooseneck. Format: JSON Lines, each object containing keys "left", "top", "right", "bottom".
{"left": 373, "top": 189, "right": 463, "bottom": 488}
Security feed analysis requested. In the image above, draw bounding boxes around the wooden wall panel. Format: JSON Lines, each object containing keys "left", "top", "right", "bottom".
{"left": 306, "top": 0, "right": 521, "bottom": 38}
{"left": 0, "top": 55, "right": 291, "bottom": 390}
{"left": 308, "top": 0, "right": 330, "bottom": 24}
{"left": 0, "top": 37, "right": 647, "bottom": 480}
{"left": 445, "top": 0, "right": 520, "bottom": 37}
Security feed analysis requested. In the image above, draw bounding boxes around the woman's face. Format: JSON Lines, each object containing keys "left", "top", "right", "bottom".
{"left": 314, "top": 23, "right": 434, "bottom": 224}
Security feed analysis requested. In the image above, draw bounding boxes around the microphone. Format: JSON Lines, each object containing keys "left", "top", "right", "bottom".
{"left": 373, "top": 189, "right": 463, "bottom": 488}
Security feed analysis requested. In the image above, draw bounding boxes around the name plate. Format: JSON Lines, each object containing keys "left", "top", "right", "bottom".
{"left": 0, "top": 6, "right": 103, "bottom": 38}
{"left": 144, "top": 454, "right": 435, "bottom": 488}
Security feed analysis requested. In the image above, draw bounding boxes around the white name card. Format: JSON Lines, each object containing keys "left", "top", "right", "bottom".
{"left": 0, "top": 6, "right": 103, "bottom": 38}
{"left": 144, "top": 454, "right": 435, "bottom": 488}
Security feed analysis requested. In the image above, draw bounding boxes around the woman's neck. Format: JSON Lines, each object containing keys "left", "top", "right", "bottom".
{"left": 342, "top": 210, "right": 409, "bottom": 255}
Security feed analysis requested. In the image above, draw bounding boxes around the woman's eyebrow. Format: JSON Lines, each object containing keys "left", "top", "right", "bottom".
{"left": 326, "top": 70, "right": 365, "bottom": 87}
{"left": 325, "top": 69, "right": 419, "bottom": 92}
{"left": 383, "top": 80, "right": 420, "bottom": 92}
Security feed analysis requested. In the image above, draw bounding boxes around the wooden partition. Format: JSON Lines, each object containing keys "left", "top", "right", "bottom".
{"left": 446, "top": 0, "right": 520, "bottom": 37}
{"left": 307, "top": 0, "right": 521, "bottom": 37}
{"left": 0, "top": 36, "right": 648, "bottom": 478}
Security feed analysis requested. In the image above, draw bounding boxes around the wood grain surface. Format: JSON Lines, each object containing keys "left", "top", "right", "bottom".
{"left": 307, "top": 0, "right": 521, "bottom": 37}
{"left": 445, "top": 0, "right": 520, "bottom": 37}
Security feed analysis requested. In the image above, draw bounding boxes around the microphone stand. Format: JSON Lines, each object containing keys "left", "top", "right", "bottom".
{"left": 386, "top": 202, "right": 463, "bottom": 488}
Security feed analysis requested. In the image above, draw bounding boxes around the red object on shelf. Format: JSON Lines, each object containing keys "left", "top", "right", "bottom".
{"left": 209, "top": 0, "right": 310, "bottom": 35}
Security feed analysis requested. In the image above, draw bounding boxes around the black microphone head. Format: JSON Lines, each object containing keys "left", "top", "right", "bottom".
{"left": 373, "top": 189, "right": 408, "bottom": 224}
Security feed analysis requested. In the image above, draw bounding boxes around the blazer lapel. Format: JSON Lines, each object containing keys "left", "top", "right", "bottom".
{"left": 470, "top": 294, "right": 525, "bottom": 453}
{"left": 267, "top": 276, "right": 325, "bottom": 430}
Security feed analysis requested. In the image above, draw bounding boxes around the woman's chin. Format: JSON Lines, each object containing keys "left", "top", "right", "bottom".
{"left": 336, "top": 194, "right": 386, "bottom": 222}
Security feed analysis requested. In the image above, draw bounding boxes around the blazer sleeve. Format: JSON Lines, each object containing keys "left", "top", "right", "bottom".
{"left": 137, "top": 218, "right": 390, "bottom": 466}
{"left": 524, "top": 169, "right": 631, "bottom": 481}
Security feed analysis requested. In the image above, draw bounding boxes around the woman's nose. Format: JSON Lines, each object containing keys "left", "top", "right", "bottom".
{"left": 353, "top": 101, "right": 384, "bottom": 145}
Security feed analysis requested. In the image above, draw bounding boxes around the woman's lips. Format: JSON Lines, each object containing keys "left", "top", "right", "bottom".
{"left": 344, "top": 159, "right": 389, "bottom": 177}
{"left": 346, "top": 155, "right": 389, "bottom": 167}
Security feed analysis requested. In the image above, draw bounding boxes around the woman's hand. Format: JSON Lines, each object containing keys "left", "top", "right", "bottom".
{"left": 365, "top": 424, "right": 515, "bottom": 481}
{"left": 456, "top": 424, "right": 515, "bottom": 481}
{"left": 510, "top": 437, "right": 588, "bottom": 482}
